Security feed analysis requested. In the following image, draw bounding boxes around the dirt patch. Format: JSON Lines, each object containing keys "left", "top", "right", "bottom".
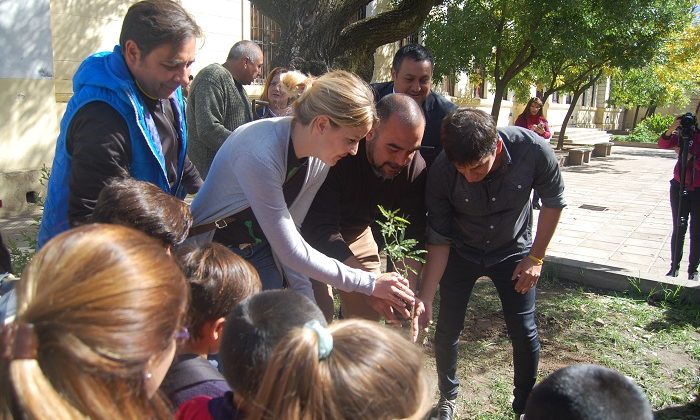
{"left": 419, "top": 277, "right": 700, "bottom": 420}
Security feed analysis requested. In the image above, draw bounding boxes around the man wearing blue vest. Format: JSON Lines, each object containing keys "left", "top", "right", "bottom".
{"left": 38, "top": 0, "right": 203, "bottom": 248}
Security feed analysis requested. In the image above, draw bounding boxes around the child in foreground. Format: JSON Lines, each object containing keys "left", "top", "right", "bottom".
{"left": 247, "top": 318, "right": 431, "bottom": 420}
{"left": 176, "top": 290, "right": 327, "bottom": 419}
{"left": 160, "top": 243, "right": 262, "bottom": 407}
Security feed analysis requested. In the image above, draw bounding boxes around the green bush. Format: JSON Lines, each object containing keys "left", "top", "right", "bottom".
{"left": 639, "top": 114, "right": 675, "bottom": 134}
{"left": 626, "top": 125, "right": 657, "bottom": 143}
{"left": 627, "top": 114, "right": 675, "bottom": 143}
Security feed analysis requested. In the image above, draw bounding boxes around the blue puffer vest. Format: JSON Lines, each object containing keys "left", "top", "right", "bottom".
{"left": 38, "top": 45, "right": 188, "bottom": 248}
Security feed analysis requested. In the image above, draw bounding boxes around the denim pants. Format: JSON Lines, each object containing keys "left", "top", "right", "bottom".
{"left": 434, "top": 250, "right": 539, "bottom": 414}
{"left": 227, "top": 241, "right": 284, "bottom": 290}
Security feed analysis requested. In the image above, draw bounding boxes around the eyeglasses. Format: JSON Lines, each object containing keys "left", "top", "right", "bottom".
{"left": 173, "top": 326, "right": 190, "bottom": 344}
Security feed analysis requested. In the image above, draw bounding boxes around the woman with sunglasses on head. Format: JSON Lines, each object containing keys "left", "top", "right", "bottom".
{"left": 516, "top": 97, "right": 551, "bottom": 209}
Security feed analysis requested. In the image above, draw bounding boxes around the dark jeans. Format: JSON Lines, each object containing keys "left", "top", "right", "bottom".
{"left": 227, "top": 241, "right": 284, "bottom": 290}
{"left": 669, "top": 180, "right": 700, "bottom": 273}
{"left": 434, "top": 250, "right": 539, "bottom": 414}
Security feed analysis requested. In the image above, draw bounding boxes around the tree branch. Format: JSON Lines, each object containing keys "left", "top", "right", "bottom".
{"left": 335, "top": 0, "right": 443, "bottom": 55}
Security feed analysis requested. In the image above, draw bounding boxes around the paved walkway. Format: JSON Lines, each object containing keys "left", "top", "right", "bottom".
{"left": 540, "top": 145, "right": 700, "bottom": 294}
{"left": 1, "top": 145, "right": 699, "bottom": 295}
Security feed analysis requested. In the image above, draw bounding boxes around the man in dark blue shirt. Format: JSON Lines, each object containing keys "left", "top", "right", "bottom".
{"left": 417, "top": 108, "right": 566, "bottom": 419}
{"left": 372, "top": 44, "right": 457, "bottom": 167}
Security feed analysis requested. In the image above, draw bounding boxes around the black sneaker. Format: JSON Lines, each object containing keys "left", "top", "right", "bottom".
{"left": 689, "top": 271, "right": 698, "bottom": 281}
{"left": 433, "top": 396, "right": 456, "bottom": 420}
{"left": 666, "top": 267, "right": 679, "bottom": 277}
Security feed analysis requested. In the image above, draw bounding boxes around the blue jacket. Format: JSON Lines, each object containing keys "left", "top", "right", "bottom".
{"left": 38, "top": 46, "right": 188, "bottom": 248}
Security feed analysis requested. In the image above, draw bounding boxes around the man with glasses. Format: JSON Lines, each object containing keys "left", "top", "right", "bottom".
{"left": 188, "top": 40, "right": 264, "bottom": 178}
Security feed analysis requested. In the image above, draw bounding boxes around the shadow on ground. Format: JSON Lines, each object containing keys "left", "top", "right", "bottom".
{"left": 654, "top": 396, "right": 700, "bottom": 420}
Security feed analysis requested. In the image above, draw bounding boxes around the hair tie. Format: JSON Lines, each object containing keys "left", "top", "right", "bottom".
{"left": 304, "top": 320, "right": 332, "bottom": 360}
{"left": 1, "top": 323, "right": 38, "bottom": 361}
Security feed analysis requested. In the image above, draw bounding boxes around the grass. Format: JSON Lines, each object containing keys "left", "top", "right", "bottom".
{"left": 419, "top": 270, "right": 700, "bottom": 420}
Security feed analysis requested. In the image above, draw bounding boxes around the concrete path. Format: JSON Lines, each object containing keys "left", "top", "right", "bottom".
{"left": 540, "top": 145, "right": 700, "bottom": 297}
{"left": 0, "top": 208, "right": 41, "bottom": 249}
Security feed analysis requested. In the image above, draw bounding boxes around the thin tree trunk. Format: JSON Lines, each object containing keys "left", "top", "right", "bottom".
{"left": 491, "top": 80, "right": 506, "bottom": 122}
{"left": 632, "top": 106, "right": 640, "bottom": 128}
{"left": 541, "top": 91, "right": 552, "bottom": 105}
{"left": 556, "top": 90, "right": 583, "bottom": 150}
{"left": 646, "top": 102, "right": 657, "bottom": 117}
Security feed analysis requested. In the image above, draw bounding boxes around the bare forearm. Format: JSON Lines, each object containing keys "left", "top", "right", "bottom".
{"left": 417, "top": 244, "right": 450, "bottom": 302}
{"left": 530, "top": 207, "right": 562, "bottom": 259}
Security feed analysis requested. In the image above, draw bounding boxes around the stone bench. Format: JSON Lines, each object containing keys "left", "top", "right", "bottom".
{"left": 567, "top": 147, "right": 593, "bottom": 165}
{"left": 593, "top": 142, "right": 613, "bottom": 157}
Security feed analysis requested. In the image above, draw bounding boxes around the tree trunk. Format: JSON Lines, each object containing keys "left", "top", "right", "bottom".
{"left": 556, "top": 74, "right": 601, "bottom": 150}
{"left": 491, "top": 79, "right": 506, "bottom": 122}
{"left": 556, "top": 90, "right": 583, "bottom": 150}
{"left": 541, "top": 90, "right": 553, "bottom": 105}
{"left": 250, "top": 0, "right": 443, "bottom": 79}
{"left": 632, "top": 105, "right": 640, "bottom": 128}
{"left": 646, "top": 102, "right": 657, "bottom": 117}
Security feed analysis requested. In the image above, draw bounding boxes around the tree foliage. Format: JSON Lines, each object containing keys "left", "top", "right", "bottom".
{"left": 422, "top": 0, "right": 566, "bottom": 121}
{"left": 249, "top": 0, "right": 443, "bottom": 79}
{"left": 609, "top": 20, "right": 700, "bottom": 117}
{"left": 423, "top": 0, "right": 693, "bottom": 132}
{"left": 493, "top": 0, "right": 691, "bottom": 148}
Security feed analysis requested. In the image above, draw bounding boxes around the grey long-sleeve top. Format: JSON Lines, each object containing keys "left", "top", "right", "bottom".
{"left": 189, "top": 117, "right": 376, "bottom": 296}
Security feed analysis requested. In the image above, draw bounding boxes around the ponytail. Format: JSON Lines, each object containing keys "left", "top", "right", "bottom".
{"left": 247, "top": 324, "right": 341, "bottom": 420}
{"left": 247, "top": 319, "right": 430, "bottom": 420}
{"left": 7, "top": 359, "right": 84, "bottom": 419}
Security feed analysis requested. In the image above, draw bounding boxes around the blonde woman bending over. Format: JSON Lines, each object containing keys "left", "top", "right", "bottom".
{"left": 0, "top": 224, "right": 188, "bottom": 420}
{"left": 190, "top": 70, "right": 414, "bottom": 319}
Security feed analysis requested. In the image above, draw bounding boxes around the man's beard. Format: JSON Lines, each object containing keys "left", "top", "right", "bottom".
{"left": 371, "top": 161, "right": 403, "bottom": 180}
{"left": 367, "top": 142, "right": 404, "bottom": 179}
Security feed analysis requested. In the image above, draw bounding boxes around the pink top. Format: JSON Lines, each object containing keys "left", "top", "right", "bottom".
{"left": 658, "top": 132, "right": 700, "bottom": 190}
{"left": 515, "top": 114, "right": 552, "bottom": 139}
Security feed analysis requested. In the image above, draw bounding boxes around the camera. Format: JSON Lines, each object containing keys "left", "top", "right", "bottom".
{"left": 679, "top": 112, "right": 697, "bottom": 129}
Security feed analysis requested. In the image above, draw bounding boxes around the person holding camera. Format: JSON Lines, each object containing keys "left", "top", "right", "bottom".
{"left": 658, "top": 115, "right": 700, "bottom": 280}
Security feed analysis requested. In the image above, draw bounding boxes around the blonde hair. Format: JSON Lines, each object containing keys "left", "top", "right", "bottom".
{"left": 247, "top": 319, "right": 431, "bottom": 420}
{"left": 293, "top": 70, "right": 376, "bottom": 128}
{"left": 0, "top": 224, "right": 188, "bottom": 420}
{"left": 280, "top": 70, "right": 313, "bottom": 103}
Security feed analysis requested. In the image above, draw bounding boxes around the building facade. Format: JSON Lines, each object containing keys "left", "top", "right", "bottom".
{"left": 1, "top": 0, "right": 672, "bottom": 217}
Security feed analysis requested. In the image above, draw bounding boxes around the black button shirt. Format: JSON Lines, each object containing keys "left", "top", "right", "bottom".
{"left": 426, "top": 126, "right": 566, "bottom": 266}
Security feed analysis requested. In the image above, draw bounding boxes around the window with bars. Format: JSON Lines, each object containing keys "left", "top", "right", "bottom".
{"left": 250, "top": 5, "right": 281, "bottom": 83}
